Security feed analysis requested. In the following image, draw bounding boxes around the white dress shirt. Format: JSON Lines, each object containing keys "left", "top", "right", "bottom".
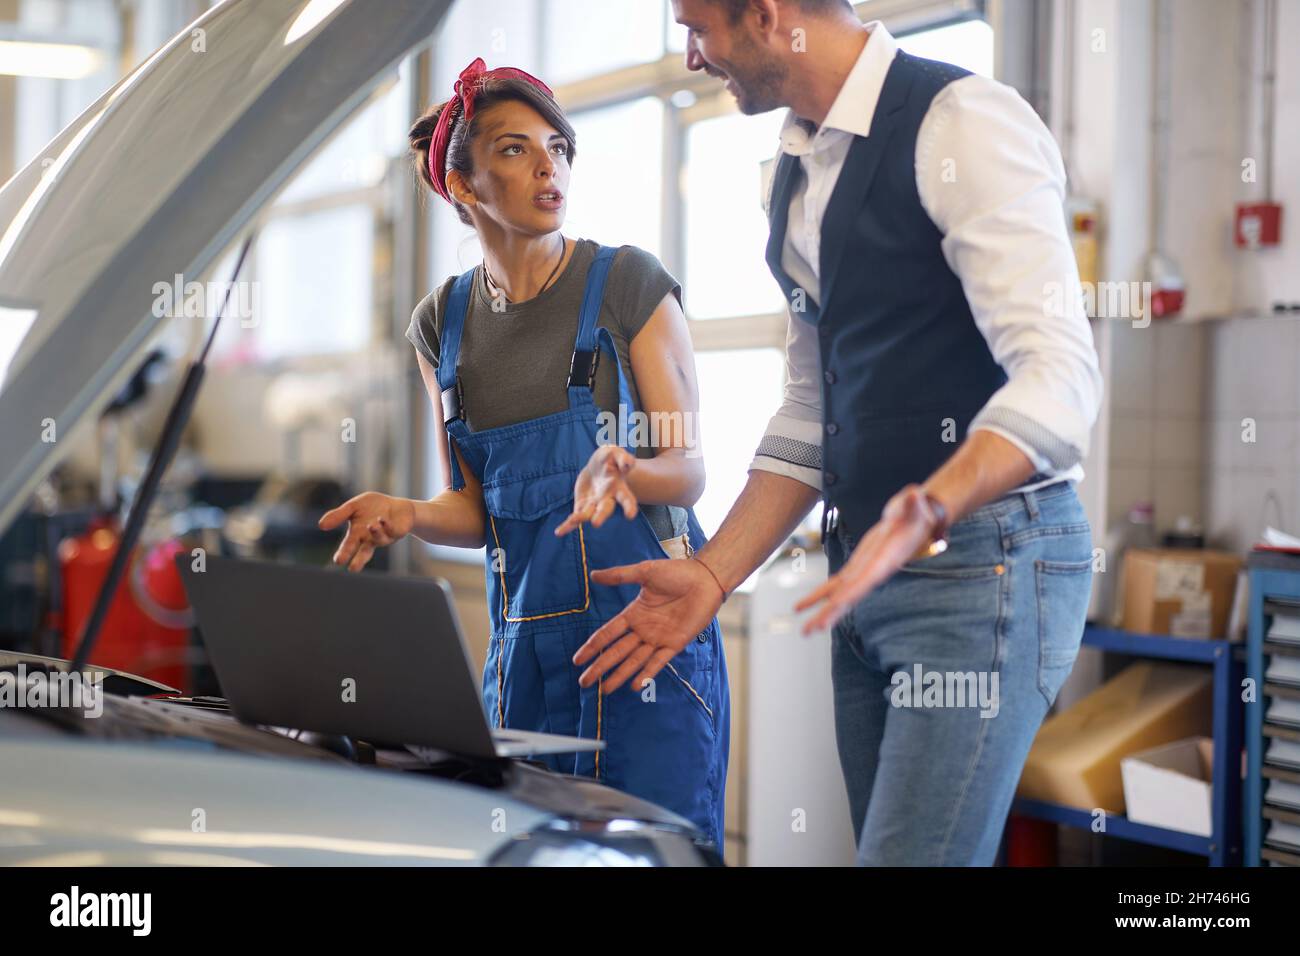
{"left": 750, "top": 21, "right": 1102, "bottom": 496}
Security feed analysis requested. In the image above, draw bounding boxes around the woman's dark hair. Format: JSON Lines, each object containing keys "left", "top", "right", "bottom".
{"left": 409, "top": 77, "right": 577, "bottom": 227}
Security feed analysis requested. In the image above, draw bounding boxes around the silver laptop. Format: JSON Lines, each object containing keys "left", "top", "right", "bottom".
{"left": 175, "top": 555, "right": 602, "bottom": 760}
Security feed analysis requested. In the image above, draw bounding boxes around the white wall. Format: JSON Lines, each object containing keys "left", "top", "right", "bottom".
{"left": 1060, "top": 0, "right": 1297, "bottom": 555}
{"left": 1234, "top": 0, "right": 1300, "bottom": 313}
{"left": 1203, "top": 0, "right": 1300, "bottom": 552}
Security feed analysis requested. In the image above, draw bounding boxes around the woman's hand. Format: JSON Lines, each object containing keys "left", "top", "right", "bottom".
{"left": 318, "top": 492, "right": 416, "bottom": 571}
{"left": 555, "top": 445, "right": 638, "bottom": 537}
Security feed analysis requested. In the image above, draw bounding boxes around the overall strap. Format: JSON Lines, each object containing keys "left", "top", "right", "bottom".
{"left": 567, "top": 245, "right": 632, "bottom": 418}
{"left": 437, "top": 267, "right": 476, "bottom": 491}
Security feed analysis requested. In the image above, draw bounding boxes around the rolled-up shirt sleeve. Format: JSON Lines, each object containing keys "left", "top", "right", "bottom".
{"left": 749, "top": 303, "right": 824, "bottom": 491}
{"left": 917, "top": 75, "right": 1103, "bottom": 473}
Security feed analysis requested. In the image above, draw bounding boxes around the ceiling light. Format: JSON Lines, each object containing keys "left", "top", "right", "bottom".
{"left": 0, "top": 40, "right": 103, "bottom": 79}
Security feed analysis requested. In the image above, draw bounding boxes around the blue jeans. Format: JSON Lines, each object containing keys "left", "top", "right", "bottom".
{"left": 826, "top": 481, "right": 1092, "bottom": 866}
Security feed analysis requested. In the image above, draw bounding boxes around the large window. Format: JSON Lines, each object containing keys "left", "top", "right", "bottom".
{"left": 693, "top": 349, "right": 786, "bottom": 534}
{"left": 540, "top": 0, "right": 670, "bottom": 85}
{"left": 6, "top": 0, "right": 119, "bottom": 177}
{"left": 212, "top": 67, "right": 412, "bottom": 363}
{"left": 897, "top": 18, "right": 994, "bottom": 75}
{"left": 565, "top": 97, "right": 665, "bottom": 256}
{"left": 247, "top": 205, "right": 374, "bottom": 358}
{"left": 683, "top": 108, "right": 786, "bottom": 320}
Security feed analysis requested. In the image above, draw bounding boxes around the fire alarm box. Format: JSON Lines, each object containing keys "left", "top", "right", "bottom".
{"left": 1146, "top": 251, "right": 1186, "bottom": 320}
{"left": 1067, "top": 197, "right": 1100, "bottom": 289}
{"left": 1235, "top": 202, "right": 1283, "bottom": 248}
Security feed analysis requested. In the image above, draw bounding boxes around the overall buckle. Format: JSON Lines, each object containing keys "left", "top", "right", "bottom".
{"left": 440, "top": 376, "right": 464, "bottom": 424}
{"left": 568, "top": 349, "right": 599, "bottom": 389}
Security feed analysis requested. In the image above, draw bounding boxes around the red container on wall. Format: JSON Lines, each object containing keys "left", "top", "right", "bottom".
{"left": 1234, "top": 202, "right": 1282, "bottom": 248}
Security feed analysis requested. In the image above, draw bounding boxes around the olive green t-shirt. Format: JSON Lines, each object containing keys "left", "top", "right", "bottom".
{"left": 405, "top": 238, "right": 688, "bottom": 540}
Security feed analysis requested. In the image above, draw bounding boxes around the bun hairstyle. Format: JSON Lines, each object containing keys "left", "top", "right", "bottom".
{"left": 408, "top": 75, "right": 578, "bottom": 227}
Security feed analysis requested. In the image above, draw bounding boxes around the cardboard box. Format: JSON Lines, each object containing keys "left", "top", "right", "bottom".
{"left": 1017, "top": 662, "right": 1213, "bottom": 813}
{"left": 1121, "top": 737, "right": 1213, "bottom": 836}
{"left": 1119, "top": 548, "right": 1241, "bottom": 639}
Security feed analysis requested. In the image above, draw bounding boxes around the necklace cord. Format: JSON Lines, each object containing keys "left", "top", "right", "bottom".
{"left": 484, "top": 234, "right": 566, "bottom": 302}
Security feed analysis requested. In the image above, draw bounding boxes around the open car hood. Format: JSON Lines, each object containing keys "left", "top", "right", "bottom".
{"left": 0, "top": 0, "right": 451, "bottom": 534}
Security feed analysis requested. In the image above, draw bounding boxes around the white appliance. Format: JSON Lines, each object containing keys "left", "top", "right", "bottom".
{"left": 746, "top": 549, "right": 857, "bottom": 865}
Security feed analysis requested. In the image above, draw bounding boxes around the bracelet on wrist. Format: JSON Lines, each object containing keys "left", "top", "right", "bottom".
{"left": 692, "top": 554, "right": 728, "bottom": 603}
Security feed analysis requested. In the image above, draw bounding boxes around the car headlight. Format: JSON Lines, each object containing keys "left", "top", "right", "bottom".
{"left": 488, "top": 819, "right": 716, "bottom": 867}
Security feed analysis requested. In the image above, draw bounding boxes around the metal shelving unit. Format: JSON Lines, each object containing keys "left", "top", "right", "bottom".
{"left": 1011, "top": 624, "right": 1245, "bottom": 867}
{"left": 1245, "top": 565, "right": 1300, "bottom": 866}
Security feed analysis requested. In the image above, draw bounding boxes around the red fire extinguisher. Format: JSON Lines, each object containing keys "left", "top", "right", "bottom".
{"left": 59, "top": 517, "right": 192, "bottom": 693}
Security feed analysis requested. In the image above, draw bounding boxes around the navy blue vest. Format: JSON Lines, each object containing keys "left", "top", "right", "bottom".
{"left": 764, "top": 51, "right": 1008, "bottom": 539}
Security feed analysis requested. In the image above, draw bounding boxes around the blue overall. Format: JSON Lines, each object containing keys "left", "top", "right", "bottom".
{"left": 436, "top": 245, "right": 729, "bottom": 847}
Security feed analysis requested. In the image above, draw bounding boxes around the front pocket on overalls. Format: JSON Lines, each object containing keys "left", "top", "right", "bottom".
{"left": 597, "top": 633, "right": 721, "bottom": 838}
{"left": 483, "top": 469, "right": 590, "bottom": 622}
{"left": 666, "top": 657, "right": 716, "bottom": 728}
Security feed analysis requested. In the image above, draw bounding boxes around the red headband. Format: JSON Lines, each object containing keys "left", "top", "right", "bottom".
{"left": 427, "top": 57, "right": 555, "bottom": 205}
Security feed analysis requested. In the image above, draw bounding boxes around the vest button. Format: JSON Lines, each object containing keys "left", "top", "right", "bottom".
{"left": 826, "top": 422, "right": 839, "bottom": 435}
{"left": 824, "top": 471, "right": 838, "bottom": 485}
{"left": 823, "top": 370, "right": 836, "bottom": 385}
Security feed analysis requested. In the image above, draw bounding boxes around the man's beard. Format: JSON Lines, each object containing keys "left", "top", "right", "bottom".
{"left": 721, "top": 38, "right": 787, "bottom": 114}
{"left": 732, "top": 64, "right": 786, "bottom": 114}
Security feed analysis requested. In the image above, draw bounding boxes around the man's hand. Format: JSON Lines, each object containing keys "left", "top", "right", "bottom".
{"left": 795, "top": 431, "right": 1037, "bottom": 633}
{"left": 572, "top": 557, "right": 724, "bottom": 692}
{"left": 555, "top": 445, "right": 638, "bottom": 537}
{"left": 318, "top": 492, "right": 416, "bottom": 572}
{"left": 795, "top": 485, "right": 941, "bottom": 634}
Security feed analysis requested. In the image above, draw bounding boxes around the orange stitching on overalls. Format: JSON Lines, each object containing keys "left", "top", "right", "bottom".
{"left": 489, "top": 516, "right": 590, "bottom": 621}
{"left": 595, "top": 676, "right": 604, "bottom": 778}
{"left": 666, "top": 662, "right": 713, "bottom": 719}
{"left": 595, "top": 676, "right": 603, "bottom": 779}
{"left": 496, "top": 637, "right": 504, "bottom": 728}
